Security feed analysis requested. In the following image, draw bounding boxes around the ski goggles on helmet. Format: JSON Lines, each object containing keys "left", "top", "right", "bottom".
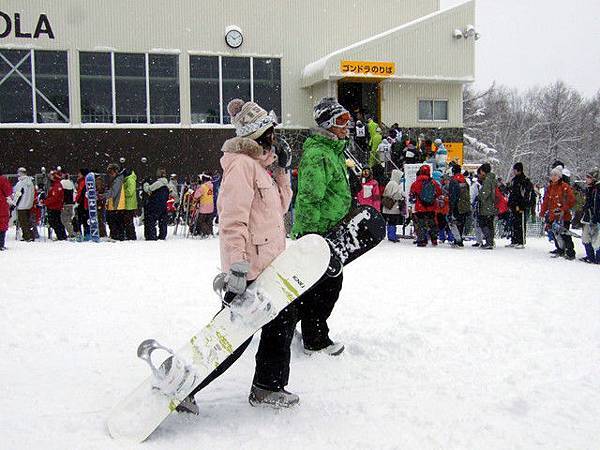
{"left": 332, "top": 112, "right": 352, "bottom": 128}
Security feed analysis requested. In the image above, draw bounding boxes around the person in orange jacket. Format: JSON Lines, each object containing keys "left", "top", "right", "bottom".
{"left": 540, "top": 167, "right": 577, "bottom": 259}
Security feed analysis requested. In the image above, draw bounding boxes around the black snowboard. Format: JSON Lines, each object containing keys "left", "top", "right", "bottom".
{"left": 325, "top": 205, "right": 386, "bottom": 268}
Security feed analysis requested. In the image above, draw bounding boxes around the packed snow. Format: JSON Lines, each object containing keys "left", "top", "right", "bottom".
{"left": 1, "top": 229, "right": 599, "bottom": 450}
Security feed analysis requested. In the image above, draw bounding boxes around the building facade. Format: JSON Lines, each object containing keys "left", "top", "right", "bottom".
{"left": 0, "top": 0, "right": 476, "bottom": 175}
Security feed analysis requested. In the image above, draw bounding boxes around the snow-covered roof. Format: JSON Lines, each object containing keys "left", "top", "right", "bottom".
{"left": 302, "top": 0, "right": 476, "bottom": 88}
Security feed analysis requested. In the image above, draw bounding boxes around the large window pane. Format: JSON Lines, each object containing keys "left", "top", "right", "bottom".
{"left": 253, "top": 58, "right": 281, "bottom": 121}
{"left": 433, "top": 100, "right": 448, "bottom": 121}
{"left": 0, "top": 50, "right": 33, "bottom": 123}
{"left": 149, "top": 54, "right": 180, "bottom": 124}
{"left": 222, "top": 57, "right": 250, "bottom": 124}
{"left": 190, "top": 55, "right": 220, "bottom": 124}
{"left": 418, "top": 100, "right": 433, "bottom": 121}
{"left": 35, "top": 51, "right": 69, "bottom": 123}
{"left": 115, "top": 53, "right": 146, "bottom": 124}
{"left": 80, "top": 52, "right": 112, "bottom": 123}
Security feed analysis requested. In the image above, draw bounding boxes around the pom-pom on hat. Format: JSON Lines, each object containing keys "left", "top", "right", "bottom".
{"left": 227, "top": 99, "right": 275, "bottom": 140}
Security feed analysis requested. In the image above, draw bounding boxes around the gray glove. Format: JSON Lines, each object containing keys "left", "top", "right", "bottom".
{"left": 225, "top": 261, "right": 250, "bottom": 295}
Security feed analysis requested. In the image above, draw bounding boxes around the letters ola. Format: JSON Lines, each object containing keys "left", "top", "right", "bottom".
{"left": 0, "top": 12, "right": 55, "bottom": 39}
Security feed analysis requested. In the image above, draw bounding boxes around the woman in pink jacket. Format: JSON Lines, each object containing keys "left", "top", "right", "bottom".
{"left": 183, "top": 99, "right": 296, "bottom": 412}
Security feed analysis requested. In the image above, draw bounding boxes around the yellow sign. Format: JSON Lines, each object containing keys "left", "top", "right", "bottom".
{"left": 340, "top": 60, "right": 395, "bottom": 77}
{"left": 443, "top": 142, "right": 464, "bottom": 166}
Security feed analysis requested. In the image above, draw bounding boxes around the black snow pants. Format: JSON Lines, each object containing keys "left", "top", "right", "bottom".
{"left": 297, "top": 273, "right": 344, "bottom": 351}
{"left": 47, "top": 209, "right": 67, "bottom": 240}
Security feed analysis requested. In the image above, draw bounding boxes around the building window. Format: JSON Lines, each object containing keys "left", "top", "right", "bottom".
{"left": 149, "top": 54, "right": 180, "bottom": 124}
{"left": 80, "top": 52, "right": 112, "bottom": 123}
{"left": 190, "top": 55, "right": 220, "bottom": 124}
{"left": 0, "top": 49, "right": 69, "bottom": 124}
{"left": 115, "top": 53, "right": 147, "bottom": 124}
{"left": 80, "top": 51, "right": 180, "bottom": 124}
{"left": 190, "top": 55, "right": 282, "bottom": 125}
{"left": 253, "top": 58, "right": 281, "bottom": 122}
{"left": 418, "top": 100, "right": 448, "bottom": 121}
{"left": 221, "top": 57, "right": 251, "bottom": 124}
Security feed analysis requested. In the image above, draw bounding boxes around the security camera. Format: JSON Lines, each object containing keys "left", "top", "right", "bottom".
{"left": 119, "top": 157, "right": 126, "bottom": 164}
{"left": 465, "top": 24, "right": 476, "bottom": 38}
{"left": 474, "top": 32, "right": 481, "bottom": 41}
{"left": 453, "top": 29, "right": 464, "bottom": 39}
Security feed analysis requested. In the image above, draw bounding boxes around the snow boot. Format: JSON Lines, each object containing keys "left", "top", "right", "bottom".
{"left": 248, "top": 385, "right": 299, "bottom": 409}
{"left": 175, "top": 395, "right": 199, "bottom": 415}
{"left": 514, "top": 244, "right": 525, "bottom": 249}
{"left": 386, "top": 225, "right": 398, "bottom": 242}
{"left": 583, "top": 243, "right": 596, "bottom": 264}
{"left": 304, "top": 341, "right": 345, "bottom": 356}
{"left": 596, "top": 249, "right": 600, "bottom": 264}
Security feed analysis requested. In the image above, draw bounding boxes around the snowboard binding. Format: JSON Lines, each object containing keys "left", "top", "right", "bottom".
{"left": 137, "top": 339, "right": 199, "bottom": 396}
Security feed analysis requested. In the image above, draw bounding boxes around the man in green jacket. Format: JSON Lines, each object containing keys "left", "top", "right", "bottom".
{"left": 476, "top": 163, "right": 497, "bottom": 249}
{"left": 292, "top": 97, "right": 352, "bottom": 356}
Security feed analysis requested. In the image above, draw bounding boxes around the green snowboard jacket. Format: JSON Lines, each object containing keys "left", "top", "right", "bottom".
{"left": 292, "top": 129, "right": 352, "bottom": 237}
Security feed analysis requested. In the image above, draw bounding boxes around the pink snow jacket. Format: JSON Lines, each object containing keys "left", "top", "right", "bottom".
{"left": 217, "top": 137, "right": 292, "bottom": 281}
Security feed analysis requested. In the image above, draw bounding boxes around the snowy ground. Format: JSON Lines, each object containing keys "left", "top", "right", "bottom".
{"left": 1, "top": 227, "right": 600, "bottom": 450}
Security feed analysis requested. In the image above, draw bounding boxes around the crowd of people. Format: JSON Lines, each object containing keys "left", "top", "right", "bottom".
{"left": 345, "top": 146, "right": 600, "bottom": 263}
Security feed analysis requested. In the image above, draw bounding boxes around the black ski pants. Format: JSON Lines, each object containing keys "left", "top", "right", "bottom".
{"left": 478, "top": 214, "right": 495, "bottom": 246}
{"left": 414, "top": 212, "right": 437, "bottom": 245}
{"left": 189, "top": 285, "right": 299, "bottom": 395}
{"left": 511, "top": 209, "right": 526, "bottom": 245}
{"left": 144, "top": 208, "right": 168, "bottom": 241}
{"left": 47, "top": 209, "right": 67, "bottom": 240}
{"left": 107, "top": 210, "right": 125, "bottom": 241}
{"left": 297, "top": 273, "right": 344, "bottom": 350}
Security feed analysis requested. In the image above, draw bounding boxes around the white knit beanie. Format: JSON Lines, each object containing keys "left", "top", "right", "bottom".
{"left": 227, "top": 99, "right": 275, "bottom": 140}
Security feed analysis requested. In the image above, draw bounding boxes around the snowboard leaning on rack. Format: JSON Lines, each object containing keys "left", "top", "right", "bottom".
{"left": 85, "top": 172, "right": 100, "bottom": 242}
{"left": 107, "top": 206, "right": 385, "bottom": 443}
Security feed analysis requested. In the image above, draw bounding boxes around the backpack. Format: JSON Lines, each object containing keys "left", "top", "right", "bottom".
{"left": 419, "top": 179, "right": 436, "bottom": 206}
{"left": 457, "top": 183, "right": 471, "bottom": 214}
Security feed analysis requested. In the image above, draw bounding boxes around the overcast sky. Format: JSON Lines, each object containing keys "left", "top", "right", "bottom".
{"left": 441, "top": 0, "right": 600, "bottom": 97}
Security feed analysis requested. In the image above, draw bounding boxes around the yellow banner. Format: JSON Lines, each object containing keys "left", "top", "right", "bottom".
{"left": 443, "top": 142, "right": 464, "bottom": 166}
{"left": 340, "top": 60, "right": 395, "bottom": 77}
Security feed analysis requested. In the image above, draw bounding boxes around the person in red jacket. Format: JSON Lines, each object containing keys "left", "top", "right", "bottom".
{"left": 409, "top": 164, "right": 442, "bottom": 247}
{"left": 45, "top": 170, "right": 67, "bottom": 241}
{"left": 0, "top": 166, "right": 12, "bottom": 250}
{"left": 540, "top": 167, "right": 577, "bottom": 259}
{"left": 74, "top": 168, "right": 90, "bottom": 239}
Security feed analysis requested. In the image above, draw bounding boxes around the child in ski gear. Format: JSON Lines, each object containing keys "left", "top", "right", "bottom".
{"left": 476, "top": 163, "right": 498, "bottom": 249}
{"left": 540, "top": 167, "right": 577, "bottom": 259}
{"left": 292, "top": 97, "right": 350, "bottom": 356}
{"left": 382, "top": 169, "right": 404, "bottom": 242}
{"left": 409, "top": 164, "right": 442, "bottom": 247}
{"left": 357, "top": 166, "right": 382, "bottom": 211}
{"left": 580, "top": 168, "right": 600, "bottom": 263}
{"left": 186, "top": 98, "right": 297, "bottom": 409}
{"left": 191, "top": 173, "right": 214, "bottom": 238}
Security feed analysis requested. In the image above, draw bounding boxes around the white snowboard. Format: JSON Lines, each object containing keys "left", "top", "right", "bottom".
{"left": 107, "top": 234, "right": 331, "bottom": 443}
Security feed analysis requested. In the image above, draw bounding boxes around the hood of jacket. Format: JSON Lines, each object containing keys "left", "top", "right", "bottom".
{"left": 221, "top": 136, "right": 276, "bottom": 169}
{"left": 390, "top": 169, "right": 402, "bottom": 184}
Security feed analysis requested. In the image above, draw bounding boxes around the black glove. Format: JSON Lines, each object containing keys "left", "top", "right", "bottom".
{"left": 274, "top": 137, "right": 292, "bottom": 169}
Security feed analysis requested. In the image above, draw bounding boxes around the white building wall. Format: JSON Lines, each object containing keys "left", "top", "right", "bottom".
{"left": 381, "top": 82, "right": 464, "bottom": 128}
{"left": 0, "top": 0, "right": 442, "bottom": 128}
